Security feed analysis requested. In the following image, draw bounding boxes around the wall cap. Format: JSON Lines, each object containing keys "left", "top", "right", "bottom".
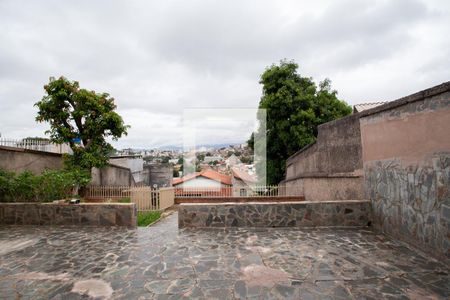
{"left": 0, "top": 145, "right": 63, "bottom": 157}
{"left": 179, "top": 199, "right": 370, "bottom": 206}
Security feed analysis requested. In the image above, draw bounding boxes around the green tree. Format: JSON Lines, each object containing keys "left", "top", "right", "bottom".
{"left": 252, "top": 60, "right": 351, "bottom": 184}
{"left": 35, "top": 76, "right": 129, "bottom": 170}
{"left": 196, "top": 153, "right": 205, "bottom": 162}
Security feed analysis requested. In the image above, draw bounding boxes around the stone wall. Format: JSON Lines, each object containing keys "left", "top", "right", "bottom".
{"left": 0, "top": 203, "right": 137, "bottom": 227}
{"left": 178, "top": 200, "right": 371, "bottom": 228}
{"left": 0, "top": 146, "right": 63, "bottom": 174}
{"left": 360, "top": 82, "right": 450, "bottom": 259}
{"left": 284, "top": 113, "right": 364, "bottom": 200}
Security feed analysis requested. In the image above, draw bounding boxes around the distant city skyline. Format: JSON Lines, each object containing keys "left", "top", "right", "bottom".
{"left": 1, "top": 0, "right": 449, "bottom": 148}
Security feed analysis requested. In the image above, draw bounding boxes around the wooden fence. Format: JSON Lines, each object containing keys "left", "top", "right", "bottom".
{"left": 174, "top": 185, "right": 298, "bottom": 198}
{"left": 85, "top": 185, "right": 175, "bottom": 212}
{"left": 85, "top": 184, "right": 300, "bottom": 210}
{"left": 85, "top": 185, "right": 131, "bottom": 200}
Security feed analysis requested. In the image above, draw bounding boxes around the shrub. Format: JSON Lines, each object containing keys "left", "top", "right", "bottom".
{"left": 0, "top": 169, "right": 16, "bottom": 201}
{"left": 137, "top": 211, "right": 161, "bottom": 227}
{"left": 0, "top": 168, "right": 90, "bottom": 203}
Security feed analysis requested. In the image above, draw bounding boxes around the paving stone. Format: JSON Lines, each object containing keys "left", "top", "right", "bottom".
{"left": 0, "top": 212, "right": 449, "bottom": 299}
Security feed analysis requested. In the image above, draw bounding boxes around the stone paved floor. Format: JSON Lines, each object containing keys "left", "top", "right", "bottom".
{"left": 0, "top": 213, "right": 449, "bottom": 300}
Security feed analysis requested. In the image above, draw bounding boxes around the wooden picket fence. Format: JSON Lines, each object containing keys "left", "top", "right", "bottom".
{"left": 174, "top": 185, "right": 299, "bottom": 198}
{"left": 85, "top": 185, "right": 131, "bottom": 199}
{"left": 84, "top": 185, "right": 175, "bottom": 211}
{"left": 130, "top": 186, "right": 175, "bottom": 211}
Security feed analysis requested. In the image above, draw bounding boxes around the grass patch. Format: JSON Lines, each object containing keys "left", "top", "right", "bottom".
{"left": 137, "top": 211, "right": 161, "bottom": 227}
{"left": 117, "top": 197, "right": 131, "bottom": 203}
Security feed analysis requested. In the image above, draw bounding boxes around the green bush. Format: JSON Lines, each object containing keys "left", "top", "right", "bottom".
{"left": 137, "top": 211, "right": 161, "bottom": 227}
{"left": 0, "top": 168, "right": 90, "bottom": 203}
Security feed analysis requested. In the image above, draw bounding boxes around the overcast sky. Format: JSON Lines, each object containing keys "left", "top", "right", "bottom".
{"left": 0, "top": 0, "right": 449, "bottom": 149}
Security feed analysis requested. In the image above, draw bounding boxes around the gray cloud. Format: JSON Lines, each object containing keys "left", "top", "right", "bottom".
{"left": 0, "top": 0, "right": 448, "bottom": 148}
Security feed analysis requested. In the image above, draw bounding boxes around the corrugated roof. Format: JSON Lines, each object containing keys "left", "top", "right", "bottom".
{"left": 353, "top": 102, "right": 388, "bottom": 113}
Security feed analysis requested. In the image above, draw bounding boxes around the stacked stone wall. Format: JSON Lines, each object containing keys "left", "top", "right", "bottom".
{"left": 179, "top": 200, "right": 370, "bottom": 228}
{"left": 0, "top": 203, "right": 137, "bottom": 227}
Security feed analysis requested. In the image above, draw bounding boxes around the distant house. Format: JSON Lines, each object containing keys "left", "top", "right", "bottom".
{"left": 173, "top": 169, "right": 232, "bottom": 197}
{"left": 204, "top": 155, "right": 222, "bottom": 163}
{"left": 231, "top": 167, "right": 257, "bottom": 196}
{"left": 173, "top": 169, "right": 231, "bottom": 187}
{"left": 225, "top": 154, "right": 240, "bottom": 168}
{"left": 168, "top": 158, "right": 179, "bottom": 164}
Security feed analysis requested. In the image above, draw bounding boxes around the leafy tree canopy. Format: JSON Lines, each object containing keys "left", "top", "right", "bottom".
{"left": 35, "top": 76, "right": 129, "bottom": 170}
{"left": 251, "top": 60, "right": 352, "bottom": 184}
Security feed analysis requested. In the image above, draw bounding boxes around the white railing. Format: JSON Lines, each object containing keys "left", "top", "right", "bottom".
{"left": 174, "top": 185, "right": 301, "bottom": 198}
{"left": 0, "top": 138, "right": 72, "bottom": 154}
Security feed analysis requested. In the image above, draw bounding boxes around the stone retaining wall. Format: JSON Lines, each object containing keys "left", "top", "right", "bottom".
{"left": 178, "top": 200, "right": 371, "bottom": 228}
{"left": 0, "top": 203, "right": 137, "bottom": 227}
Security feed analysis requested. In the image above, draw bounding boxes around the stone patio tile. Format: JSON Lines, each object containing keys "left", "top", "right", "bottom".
{"left": 0, "top": 212, "right": 449, "bottom": 299}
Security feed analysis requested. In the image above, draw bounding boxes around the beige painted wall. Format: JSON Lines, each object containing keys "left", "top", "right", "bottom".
{"left": 361, "top": 107, "right": 450, "bottom": 164}
{"left": 286, "top": 177, "right": 364, "bottom": 201}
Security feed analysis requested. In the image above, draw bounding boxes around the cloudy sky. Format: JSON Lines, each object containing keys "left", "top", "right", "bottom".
{"left": 0, "top": 0, "right": 449, "bottom": 149}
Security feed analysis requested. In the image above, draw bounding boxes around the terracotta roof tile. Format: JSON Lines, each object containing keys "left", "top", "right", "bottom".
{"left": 232, "top": 168, "right": 257, "bottom": 183}
{"left": 173, "top": 169, "right": 231, "bottom": 186}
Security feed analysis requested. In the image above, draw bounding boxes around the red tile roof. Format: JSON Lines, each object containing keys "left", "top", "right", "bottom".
{"left": 232, "top": 168, "right": 257, "bottom": 183}
{"left": 173, "top": 169, "right": 232, "bottom": 186}
{"left": 172, "top": 172, "right": 199, "bottom": 185}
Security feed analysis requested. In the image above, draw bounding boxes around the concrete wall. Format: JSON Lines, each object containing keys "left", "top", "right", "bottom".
{"left": 144, "top": 163, "right": 173, "bottom": 187}
{"left": 0, "top": 203, "right": 137, "bottom": 227}
{"left": 91, "top": 164, "right": 135, "bottom": 186}
{"left": 109, "top": 156, "right": 145, "bottom": 183}
{"left": 360, "top": 82, "right": 450, "bottom": 259}
{"left": 0, "top": 146, "right": 135, "bottom": 186}
{"left": 284, "top": 113, "right": 364, "bottom": 200}
{"left": 285, "top": 176, "right": 364, "bottom": 201}
{"left": 0, "top": 146, "right": 63, "bottom": 174}
{"left": 179, "top": 200, "right": 371, "bottom": 228}
{"left": 286, "top": 114, "right": 363, "bottom": 177}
